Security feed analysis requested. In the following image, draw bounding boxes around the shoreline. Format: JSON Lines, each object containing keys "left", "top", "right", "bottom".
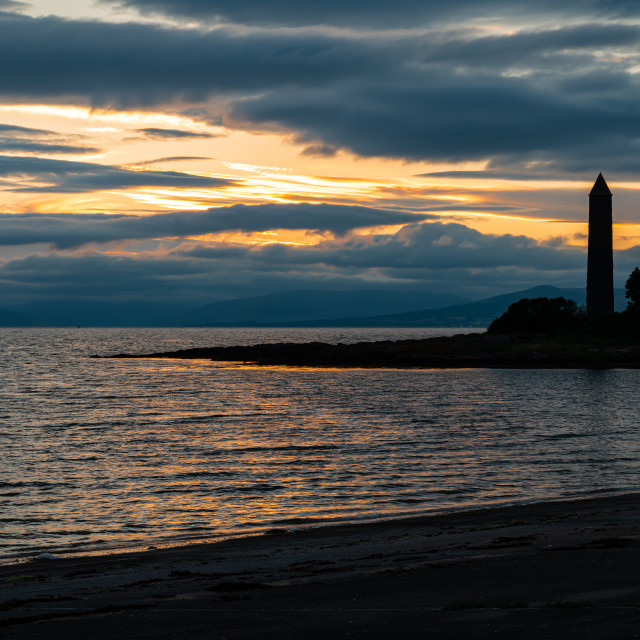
{"left": 4, "top": 491, "right": 640, "bottom": 638}
{"left": 2, "top": 490, "right": 627, "bottom": 567}
{"left": 97, "top": 333, "right": 640, "bottom": 368}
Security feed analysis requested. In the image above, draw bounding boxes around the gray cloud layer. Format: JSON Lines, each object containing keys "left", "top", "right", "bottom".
{"left": 0, "top": 13, "right": 386, "bottom": 105}
{"left": 105, "top": 0, "right": 640, "bottom": 27}
{"left": 0, "top": 221, "right": 599, "bottom": 305}
{"left": 135, "top": 128, "right": 217, "bottom": 140}
{"left": 0, "top": 123, "right": 100, "bottom": 155}
{"left": 0, "top": 156, "right": 234, "bottom": 192}
{"left": 182, "top": 222, "right": 586, "bottom": 273}
{"left": 0, "top": 11, "right": 637, "bottom": 172}
{"left": 0, "top": 204, "right": 429, "bottom": 248}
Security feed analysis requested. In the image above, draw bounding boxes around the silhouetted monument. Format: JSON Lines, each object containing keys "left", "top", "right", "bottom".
{"left": 587, "top": 173, "right": 614, "bottom": 319}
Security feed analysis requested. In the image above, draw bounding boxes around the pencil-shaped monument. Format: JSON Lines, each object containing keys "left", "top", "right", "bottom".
{"left": 587, "top": 173, "right": 614, "bottom": 319}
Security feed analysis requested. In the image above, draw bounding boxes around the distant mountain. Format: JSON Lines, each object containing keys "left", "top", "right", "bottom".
{"left": 164, "top": 289, "right": 469, "bottom": 326}
{"left": 3, "top": 285, "right": 628, "bottom": 328}
{"left": 274, "top": 286, "right": 627, "bottom": 328}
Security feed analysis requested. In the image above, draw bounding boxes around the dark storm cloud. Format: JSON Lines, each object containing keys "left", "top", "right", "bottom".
{"left": 223, "top": 20, "right": 640, "bottom": 169}
{"left": 0, "top": 204, "right": 429, "bottom": 248}
{"left": 0, "top": 12, "right": 637, "bottom": 169}
{"left": 0, "top": 13, "right": 391, "bottom": 106}
{"left": 103, "top": 0, "right": 640, "bottom": 27}
{"left": 0, "top": 8, "right": 636, "bottom": 176}
{"left": 135, "top": 128, "right": 217, "bottom": 140}
{"left": 0, "top": 124, "right": 101, "bottom": 155}
{"left": 230, "top": 66, "right": 640, "bottom": 166}
{"left": 0, "top": 221, "right": 591, "bottom": 305}
{"left": 0, "top": 156, "right": 234, "bottom": 192}
{"left": 418, "top": 24, "right": 640, "bottom": 69}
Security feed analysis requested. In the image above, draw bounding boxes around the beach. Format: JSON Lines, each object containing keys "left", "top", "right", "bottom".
{"left": 3, "top": 493, "right": 640, "bottom": 639}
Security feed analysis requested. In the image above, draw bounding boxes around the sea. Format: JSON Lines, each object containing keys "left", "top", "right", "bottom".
{"left": 2, "top": 326, "right": 639, "bottom": 563}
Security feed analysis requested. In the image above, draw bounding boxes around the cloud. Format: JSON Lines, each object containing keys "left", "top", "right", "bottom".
{"left": 102, "top": 0, "right": 640, "bottom": 28}
{"left": 418, "top": 23, "right": 640, "bottom": 69}
{"left": 0, "top": 155, "right": 235, "bottom": 192}
{"left": 184, "top": 222, "right": 586, "bottom": 272}
{"left": 0, "top": 123, "right": 101, "bottom": 155}
{"left": 0, "top": 13, "right": 390, "bottom": 106}
{"left": 0, "top": 12, "right": 638, "bottom": 171}
{"left": 229, "top": 66, "right": 640, "bottom": 168}
{"left": 0, "top": 204, "right": 430, "bottom": 248}
{"left": 0, "top": 220, "right": 595, "bottom": 307}
{"left": 300, "top": 144, "right": 338, "bottom": 157}
{"left": 139, "top": 156, "right": 212, "bottom": 165}
{"left": 0, "top": 0, "right": 25, "bottom": 11}
{"left": 134, "top": 127, "right": 217, "bottom": 140}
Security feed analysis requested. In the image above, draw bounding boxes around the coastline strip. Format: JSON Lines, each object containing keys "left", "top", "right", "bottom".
{"left": 94, "top": 334, "right": 640, "bottom": 368}
{"left": 4, "top": 492, "right": 640, "bottom": 638}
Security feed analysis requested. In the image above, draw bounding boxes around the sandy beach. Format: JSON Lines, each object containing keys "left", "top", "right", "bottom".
{"left": 3, "top": 493, "right": 640, "bottom": 639}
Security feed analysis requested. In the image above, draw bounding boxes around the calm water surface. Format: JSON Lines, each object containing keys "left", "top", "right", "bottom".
{"left": 2, "top": 327, "right": 640, "bottom": 562}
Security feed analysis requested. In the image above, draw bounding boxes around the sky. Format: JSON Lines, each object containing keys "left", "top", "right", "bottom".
{"left": 1, "top": 0, "right": 640, "bottom": 317}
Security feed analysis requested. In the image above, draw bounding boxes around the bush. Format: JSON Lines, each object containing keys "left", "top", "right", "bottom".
{"left": 487, "top": 297, "right": 585, "bottom": 335}
{"left": 625, "top": 267, "right": 640, "bottom": 310}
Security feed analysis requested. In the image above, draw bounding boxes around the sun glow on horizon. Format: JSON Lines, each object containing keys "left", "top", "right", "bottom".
{"left": 1, "top": 101, "right": 640, "bottom": 260}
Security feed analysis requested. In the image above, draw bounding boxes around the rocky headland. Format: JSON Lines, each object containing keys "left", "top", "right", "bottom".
{"left": 96, "top": 332, "right": 640, "bottom": 368}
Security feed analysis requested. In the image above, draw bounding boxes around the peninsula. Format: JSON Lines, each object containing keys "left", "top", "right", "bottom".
{"left": 99, "top": 331, "right": 640, "bottom": 369}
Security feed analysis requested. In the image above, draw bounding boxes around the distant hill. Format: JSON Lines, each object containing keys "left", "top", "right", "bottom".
{"left": 164, "top": 289, "right": 468, "bottom": 326}
{"left": 2, "top": 285, "right": 628, "bottom": 328}
{"left": 272, "top": 286, "right": 627, "bottom": 327}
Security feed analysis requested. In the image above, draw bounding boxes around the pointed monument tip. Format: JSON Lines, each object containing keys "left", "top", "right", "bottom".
{"left": 590, "top": 172, "right": 612, "bottom": 196}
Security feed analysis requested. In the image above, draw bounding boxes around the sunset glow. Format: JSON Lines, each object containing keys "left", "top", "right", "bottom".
{"left": 1, "top": 0, "right": 639, "bottom": 321}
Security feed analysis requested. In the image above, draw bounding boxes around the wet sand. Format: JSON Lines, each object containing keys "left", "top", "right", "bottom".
{"left": 3, "top": 493, "right": 640, "bottom": 639}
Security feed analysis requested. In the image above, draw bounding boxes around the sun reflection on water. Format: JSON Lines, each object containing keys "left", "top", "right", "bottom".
{"left": 2, "top": 327, "right": 640, "bottom": 561}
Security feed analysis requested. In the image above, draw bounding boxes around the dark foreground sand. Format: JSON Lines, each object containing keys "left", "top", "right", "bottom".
{"left": 3, "top": 493, "right": 640, "bottom": 639}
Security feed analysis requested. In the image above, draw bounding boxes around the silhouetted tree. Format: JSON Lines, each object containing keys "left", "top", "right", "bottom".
{"left": 625, "top": 267, "right": 640, "bottom": 310}
{"left": 487, "top": 297, "right": 585, "bottom": 335}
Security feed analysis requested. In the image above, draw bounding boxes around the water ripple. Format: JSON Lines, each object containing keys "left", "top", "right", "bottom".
{"left": 3, "top": 326, "right": 640, "bottom": 561}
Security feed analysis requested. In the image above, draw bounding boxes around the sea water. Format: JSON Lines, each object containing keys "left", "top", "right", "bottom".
{"left": 2, "top": 327, "right": 639, "bottom": 562}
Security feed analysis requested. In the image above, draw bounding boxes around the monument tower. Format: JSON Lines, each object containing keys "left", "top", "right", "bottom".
{"left": 586, "top": 173, "right": 614, "bottom": 319}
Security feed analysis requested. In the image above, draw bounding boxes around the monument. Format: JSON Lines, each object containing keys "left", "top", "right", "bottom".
{"left": 586, "top": 173, "right": 614, "bottom": 319}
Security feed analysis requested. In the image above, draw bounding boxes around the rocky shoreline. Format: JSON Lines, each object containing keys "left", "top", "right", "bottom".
{"left": 95, "top": 333, "right": 640, "bottom": 368}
